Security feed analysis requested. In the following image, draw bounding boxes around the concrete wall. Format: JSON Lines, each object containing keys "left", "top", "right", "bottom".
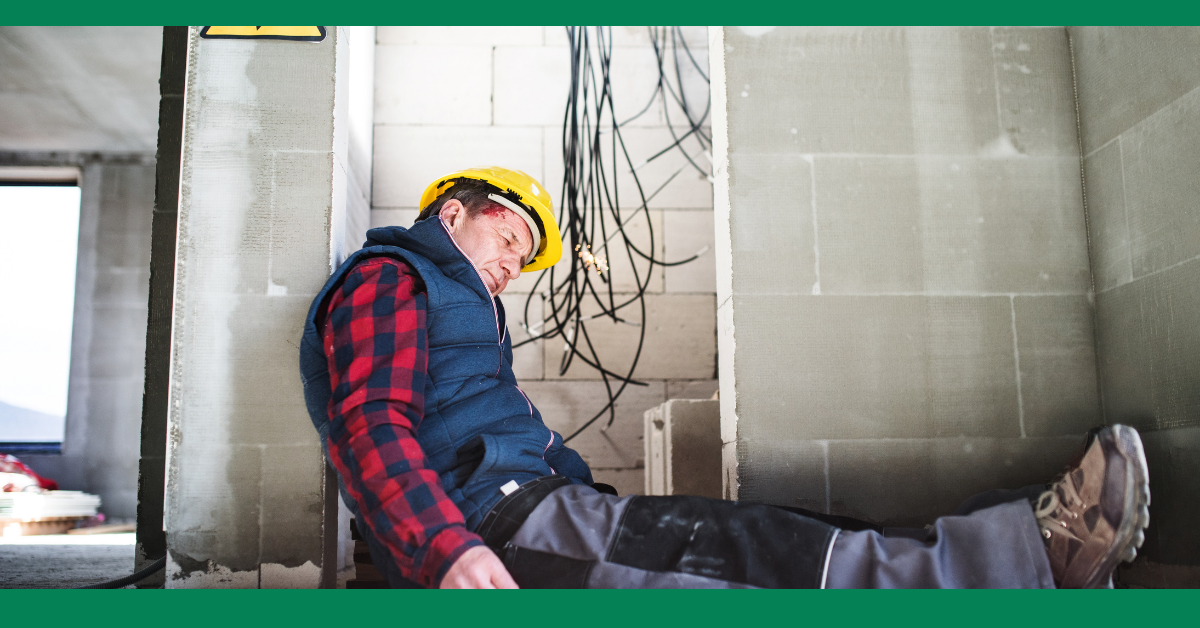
{"left": 164, "top": 26, "right": 363, "bottom": 588}
{"left": 713, "top": 27, "right": 1094, "bottom": 524}
{"left": 370, "top": 26, "right": 717, "bottom": 496}
{"left": 16, "top": 155, "right": 155, "bottom": 522}
{"left": 1070, "top": 26, "right": 1200, "bottom": 575}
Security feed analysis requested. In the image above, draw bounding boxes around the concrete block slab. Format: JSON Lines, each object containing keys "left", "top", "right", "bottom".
{"left": 494, "top": 47, "right": 570, "bottom": 126}
{"left": 992, "top": 27, "right": 1080, "bottom": 157}
{"left": 259, "top": 444, "right": 325, "bottom": 572}
{"left": 664, "top": 210, "right": 716, "bottom": 293}
{"left": 1138, "top": 426, "right": 1200, "bottom": 564}
{"left": 520, "top": 379, "right": 666, "bottom": 469}
{"left": 372, "top": 125, "right": 544, "bottom": 208}
{"left": 1122, "top": 88, "right": 1200, "bottom": 278}
{"left": 815, "top": 156, "right": 1090, "bottom": 295}
{"left": 368, "top": 208, "right": 419, "bottom": 230}
{"left": 733, "top": 437, "right": 829, "bottom": 513}
{"left": 1096, "top": 258, "right": 1200, "bottom": 432}
{"left": 377, "top": 26, "right": 542, "bottom": 46}
{"left": 732, "top": 294, "right": 1021, "bottom": 440}
{"left": 726, "top": 152, "right": 815, "bottom": 295}
{"left": 544, "top": 125, "right": 713, "bottom": 212}
{"left": 1013, "top": 295, "right": 1100, "bottom": 436}
{"left": 96, "top": 233, "right": 153, "bottom": 269}
{"left": 1082, "top": 140, "right": 1133, "bottom": 292}
{"left": 374, "top": 45, "right": 492, "bottom": 125}
{"left": 88, "top": 304, "right": 150, "bottom": 378}
{"left": 545, "top": 26, "right": 709, "bottom": 49}
{"left": 590, "top": 467, "right": 644, "bottom": 496}
{"left": 825, "top": 436, "right": 1081, "bottom": 526}
{"left": 643, "top": 399, "right": 722, "bottom": 498}
{"left": 666, "top": 379, "right": 719, "bottom": 400}
{"left": 543, "top": 293, "right": 715, "bottom": 381}
{"left": 499, "top": 292, "right": 544, "bottom": 381}
{"left": 92, "top": 268, "right": 151, "bottom": 306}
{"left": 1070, "top": 26, "right": 1200, "bottom": 154}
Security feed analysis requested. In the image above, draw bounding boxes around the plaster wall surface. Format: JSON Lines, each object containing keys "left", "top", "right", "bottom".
{"left": 1070, "top": 26, "right": 1200, "bottom": 568}
{"left": 19, "top": 158, "right": 155, "bottom": 521}
{"left": 370, "top": 27, "right": 718, "bottom": 492}
{"left": 164, "top": 27, "right": 352, "bottom": 588}
{"left": 714, "top": 26, "right": 1095, "bottom": 522}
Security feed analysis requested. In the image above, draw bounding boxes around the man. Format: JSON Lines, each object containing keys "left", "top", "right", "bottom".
{"left": 300, "top": 167, "right": 1150, "bottom": 589}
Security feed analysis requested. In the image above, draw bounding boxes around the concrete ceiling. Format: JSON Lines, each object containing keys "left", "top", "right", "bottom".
{"left": 0, "top": 27, "right": 161, "bottom": 152}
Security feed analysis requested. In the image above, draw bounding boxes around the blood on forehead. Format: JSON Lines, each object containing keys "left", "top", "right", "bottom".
{"left": 477, "top": 203, "right": 509, "bottom": 219}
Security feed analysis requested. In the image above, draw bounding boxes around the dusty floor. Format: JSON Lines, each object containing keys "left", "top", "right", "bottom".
{"left": 0, "top": 532, "right": 137, "bottom": 589}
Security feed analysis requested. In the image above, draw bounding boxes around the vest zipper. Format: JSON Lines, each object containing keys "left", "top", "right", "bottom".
{"left": 439, "top": 219, "right": 503, "bottom": 346}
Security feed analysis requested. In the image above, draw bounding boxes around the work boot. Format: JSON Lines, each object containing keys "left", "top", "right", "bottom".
{"left": 1035, "top": 424, "right": 1150, "bottom": 588}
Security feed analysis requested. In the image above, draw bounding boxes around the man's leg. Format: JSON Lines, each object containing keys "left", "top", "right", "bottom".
{"left": 826, "top": 500, "right": 1055, "bottom": 588}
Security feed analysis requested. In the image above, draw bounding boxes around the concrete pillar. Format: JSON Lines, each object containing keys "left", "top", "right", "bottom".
{"left": 712, "top": 27, "right": 1094, "bottom": 523}
{"left": 164, "top": 26, "right": 362, "bottom": 588}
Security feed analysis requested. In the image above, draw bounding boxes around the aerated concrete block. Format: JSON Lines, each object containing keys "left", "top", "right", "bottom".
{"left": 992, "top": 27, "right": 1079, "bottom": 157}
{"left": 542, "top": 293, "right": 716, "bottom": 381}
{"left": 378, "top": 26, "right": 543, "bottom": 46}
{"left": 1095, "top": 258, "right": 1200, "bottom": 432}
{"left": 520, "top": 380, "right": 665, "bottom": 470}
{"left": 493, "top": 46, "right": 570, "bottom": 126}
{"left": 373, "top": 45, "right": 492, "bottom": 125}
{"left": 644, "top": 399, "right": 722, "bottom": 499}
{"left": 814, "top": 155, "right": 1090, "bottom": 295}
{"left": 823, "top": 436, "right": 1081, "bottom": 527}
{"left": 1122, "top": 88, "right": 1200, "bottom": 278}
{"left": 1013, "top": 295, "right": 1100, "bottom": 436}
{"left": 732, "top": 294, "right": 1021, "bottom": 441}
{"left": 665, "top": 379, "right": 719, "bottom": 400}
{"left": 369, "top": 208, "right": 418, "bottom": 229}
{"left": 1069, "top": 26, "right": 1200, "bottom": 154}
{"left": 544, "top": 26, "right": 709, "bottom": 49}
{"left": 372, "top": 125, "right": 544, "bottom": 208}
{"left": 543, "top": 125, "right": 713, "bottom": 211}
{"left": 727, "top": 152, "right": 815, "bottom": 296}
{"left": 1082, "top": 140, "right": 1133, "bottom": 292}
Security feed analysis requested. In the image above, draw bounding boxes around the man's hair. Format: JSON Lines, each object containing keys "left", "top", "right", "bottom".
{"left": 415, "top": 178, "right": 504, "bottom": 223}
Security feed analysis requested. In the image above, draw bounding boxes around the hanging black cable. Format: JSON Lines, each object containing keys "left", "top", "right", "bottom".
{"left": 514, "top": 26, "right": 711, "bottom": 443}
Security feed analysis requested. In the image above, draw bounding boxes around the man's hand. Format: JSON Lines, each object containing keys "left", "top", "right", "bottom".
{"left": 439, "top": 545, "right": 519, "bottom": 589}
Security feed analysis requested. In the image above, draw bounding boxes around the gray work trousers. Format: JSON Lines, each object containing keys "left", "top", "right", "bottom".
{"left": 481, "top": 482, "right": 1055, "bottom": 589}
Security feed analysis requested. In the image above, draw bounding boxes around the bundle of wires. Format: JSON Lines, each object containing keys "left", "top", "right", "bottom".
{"left": 512, "top": 26, "right": 712, "bottom": 443}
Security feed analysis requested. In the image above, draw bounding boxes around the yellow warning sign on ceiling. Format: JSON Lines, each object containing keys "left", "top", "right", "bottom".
{"left": 200, "top": 27, "right": 327, "bottom": 42}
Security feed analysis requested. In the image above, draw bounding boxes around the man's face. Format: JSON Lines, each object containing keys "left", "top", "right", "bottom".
{"left": 440, "top": 199, "right": 534, "bottom": 297}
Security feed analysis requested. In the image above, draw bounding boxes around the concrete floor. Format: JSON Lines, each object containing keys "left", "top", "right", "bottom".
{"left": 0, "top": 532, "right": 136, "bottom": 589}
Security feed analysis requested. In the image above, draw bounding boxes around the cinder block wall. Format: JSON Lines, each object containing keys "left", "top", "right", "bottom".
{"left": 1070, "top": 26, "right": 1200, "bottom": 573}
{"left": 714, "top": 27, "right": 1095, "bottom": 523}
{"left": 370, "top": 27, "right": 717, "bottom": 495}
{"left": 22, "top": 158, "right": 155, "bottom": 521}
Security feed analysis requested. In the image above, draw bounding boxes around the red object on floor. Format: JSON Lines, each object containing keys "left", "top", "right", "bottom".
{"left": 0, "top": 453, "right": 59, "bottom": 490}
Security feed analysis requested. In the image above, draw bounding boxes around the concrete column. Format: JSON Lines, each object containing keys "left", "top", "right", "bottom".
{"left": 164, "top": 26, "right": 356, "bottom": 588}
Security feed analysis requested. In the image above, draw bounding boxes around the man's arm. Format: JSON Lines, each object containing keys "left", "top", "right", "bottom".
{"left": 323, "top": 257, "right": 508, "bottom": 588}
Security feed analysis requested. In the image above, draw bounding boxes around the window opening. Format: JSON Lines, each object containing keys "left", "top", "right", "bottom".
{"left": 0, "top": 183, "right": 82, "bottom": 454}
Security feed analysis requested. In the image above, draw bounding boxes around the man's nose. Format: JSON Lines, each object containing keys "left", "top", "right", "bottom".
{"left": 500, "top": 253, "right": 522, "bottom": 279}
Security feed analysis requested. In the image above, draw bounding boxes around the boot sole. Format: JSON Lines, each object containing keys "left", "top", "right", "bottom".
{"left": 1081, "top": 424, "right": 1151, "bottom": 588}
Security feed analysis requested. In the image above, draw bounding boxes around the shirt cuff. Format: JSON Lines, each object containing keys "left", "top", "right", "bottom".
{"left": 417, "top": 525, "right": 486, "bottom": 588}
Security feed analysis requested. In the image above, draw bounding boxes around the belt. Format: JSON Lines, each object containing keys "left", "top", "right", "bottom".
{"left": 475, "top": 475, "right": 572, "bottom": 550}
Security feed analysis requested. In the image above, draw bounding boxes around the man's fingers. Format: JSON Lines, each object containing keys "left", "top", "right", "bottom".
{"left": 490, "top": 561, "right": 519, "bottom": 589}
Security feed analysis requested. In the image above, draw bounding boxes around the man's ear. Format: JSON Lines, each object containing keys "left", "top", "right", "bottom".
{"left": 439, "top": 199, "right": 466, "bottom": 233}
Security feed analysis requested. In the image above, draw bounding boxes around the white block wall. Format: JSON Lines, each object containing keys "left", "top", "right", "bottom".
{"left": 371, "top": 26, "right": 716, "bottom": 494}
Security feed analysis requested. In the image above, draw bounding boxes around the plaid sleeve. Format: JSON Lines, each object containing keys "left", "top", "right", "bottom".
{"left": 322, "top": 257, "right": 484, "bottom": 588}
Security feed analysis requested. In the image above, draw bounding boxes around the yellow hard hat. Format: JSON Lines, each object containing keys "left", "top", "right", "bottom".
{"left": 420, "top": 167, "right": 562, "bottom": 272}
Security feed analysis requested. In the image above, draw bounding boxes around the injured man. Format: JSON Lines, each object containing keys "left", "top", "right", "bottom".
{"left": 299, "top": 167, "right": 1151, "bottom": 589}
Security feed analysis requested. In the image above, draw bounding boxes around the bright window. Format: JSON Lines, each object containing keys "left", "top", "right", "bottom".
{"left": 0, "top": 185, "right": 81, "bottom": 450}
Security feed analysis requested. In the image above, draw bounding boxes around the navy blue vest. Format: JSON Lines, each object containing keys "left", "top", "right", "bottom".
{"left": 299, "top": 218, "right": 593, "bottom": 534}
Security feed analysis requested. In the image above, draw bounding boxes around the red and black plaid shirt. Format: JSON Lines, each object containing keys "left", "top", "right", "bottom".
{"left": 321, "top": 257, "right": 484, "bottom": 588}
